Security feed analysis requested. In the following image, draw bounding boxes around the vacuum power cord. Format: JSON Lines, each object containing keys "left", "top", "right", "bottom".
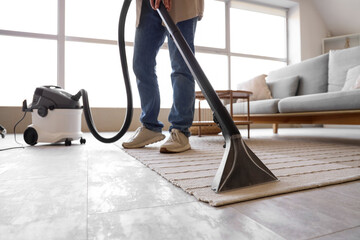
{"left": 0, "top": 112, "right": 26, "bottom": 151}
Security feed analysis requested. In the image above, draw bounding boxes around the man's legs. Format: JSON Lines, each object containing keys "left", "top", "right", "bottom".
{"left": 124, "top": 3, "right": 198, "bottom": 152}
{"left": 133, "top": 0, "right": 167, "bottom": 132}
{"left": 167, "top": 17, "right": 198, "bottom": 137}
{"left": 159, "top": 17, "right": 198, "bottom": 153}
{"left": 123, "top": 1, "right": 166, "bottom": 149}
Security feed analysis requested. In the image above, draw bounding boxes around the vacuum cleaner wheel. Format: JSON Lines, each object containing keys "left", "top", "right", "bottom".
{"left": 24, "top": 127, "right": 38, "bottom": 146}
{"left": 65, "top": 138, "right": 72, "bottom": 146}
{"left": 80, "top": 137, "right": 86, "bottom": 144}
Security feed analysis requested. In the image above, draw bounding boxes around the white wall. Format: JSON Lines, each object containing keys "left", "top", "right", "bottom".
{"left": 312, "top": 0, "right": 360, "bottom": 36}
{"left": 287, "top": 0, "right": 328, "bottom": 62}
{"left": 297, "top": 0, "right": 328, "bottom": 60}
{"left": 288, "top": 0, "right": 360, "bottom": 61}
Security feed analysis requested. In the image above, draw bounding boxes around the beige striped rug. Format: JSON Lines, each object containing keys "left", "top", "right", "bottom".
{"left": 121, "top": 135, "right": 360, "bottom": 206}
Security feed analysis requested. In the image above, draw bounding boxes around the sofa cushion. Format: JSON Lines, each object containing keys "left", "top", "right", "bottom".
{"left": 267, "top": 75, "right": 299, "bottom": 99}
{"left": 228, "top": 99, "right": 280, "bottom": 114}
{"left": 328, "top": 46, "right": 360, "bottom": 92}
{"left": 342, "top": 65, "right": 360, "bottom": 91}
{"left": 267, "top": 53, "right": 329, "bottom": 96}
{"left": 237, "top": 74, "right": 272, "bottom": 101}
{"left": 278, "top": 89, "right": 360, "bottom": 113}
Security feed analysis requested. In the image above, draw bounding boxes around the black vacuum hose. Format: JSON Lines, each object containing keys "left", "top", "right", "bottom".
{"left": 76, "top": 0, "right": 133, "bottom": 143}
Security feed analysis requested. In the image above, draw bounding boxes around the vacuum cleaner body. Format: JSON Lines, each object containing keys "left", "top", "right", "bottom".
{"left": 23, "top": 86, "right": 85, "bottom": 146}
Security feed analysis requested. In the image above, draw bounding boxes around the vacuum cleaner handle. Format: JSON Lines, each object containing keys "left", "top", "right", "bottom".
{"left": 156, "top": 3, "right": 239, "bottom": 139}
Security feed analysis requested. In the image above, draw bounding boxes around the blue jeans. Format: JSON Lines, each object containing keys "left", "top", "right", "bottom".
{"left": 133, "top": 1, "right": 197, "bottom": 137}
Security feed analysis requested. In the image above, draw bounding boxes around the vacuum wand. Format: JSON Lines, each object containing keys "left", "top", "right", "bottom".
{"left": 156, "top": 2, "right": 278, "bottom": 192}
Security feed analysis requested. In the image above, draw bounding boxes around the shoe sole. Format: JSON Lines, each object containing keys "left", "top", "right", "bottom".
{"left": 160, "top": 144, "right": 191, "bottom": 153}
{"left": 122, "top": 135, "right": 166, "bottom": 149}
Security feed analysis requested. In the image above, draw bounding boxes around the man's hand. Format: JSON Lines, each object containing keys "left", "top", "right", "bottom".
{"left": 150, "top": 0, "right": 171, "bottom": 11}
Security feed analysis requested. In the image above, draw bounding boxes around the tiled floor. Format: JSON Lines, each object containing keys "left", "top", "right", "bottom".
{"left": 0, "top": 127, "right": 359, "bottom": 240}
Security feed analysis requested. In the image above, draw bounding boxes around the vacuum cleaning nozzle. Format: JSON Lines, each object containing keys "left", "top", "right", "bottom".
{"left": 212, "top": 134, "right": 278, "bottom": 192}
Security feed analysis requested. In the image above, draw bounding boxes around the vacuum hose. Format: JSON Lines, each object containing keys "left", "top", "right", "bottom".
{"left": 73, "top": 0, "right": 133, "bottom": 143}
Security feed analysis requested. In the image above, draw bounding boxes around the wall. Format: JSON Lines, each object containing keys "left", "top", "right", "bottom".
{"left": 312, "top": 0, "right": 360, "bottom": 37}
{"left": 289, "top": 0, "right": 360, "bottom": 61}
{"left": 297, "top": 0, "right": 328, "bottom": 60}
{"left": 287, "top": 0, "right": 328, "bottom": 61}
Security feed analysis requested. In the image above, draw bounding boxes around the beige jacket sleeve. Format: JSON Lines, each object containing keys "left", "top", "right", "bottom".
{"left": 136, "top": 0, "right": 204, "bottom": 27}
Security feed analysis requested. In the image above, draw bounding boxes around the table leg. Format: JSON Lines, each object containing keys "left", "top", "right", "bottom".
{"left": 248, "top": 96, "right": 251, "bottom": 138}
{"left": 198, "top": 100, "right": 202, "bottom": 137}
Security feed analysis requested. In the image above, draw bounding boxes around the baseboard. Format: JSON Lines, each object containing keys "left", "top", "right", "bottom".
{"left": 324, "top": 124, "right": 360, "bottom": 129}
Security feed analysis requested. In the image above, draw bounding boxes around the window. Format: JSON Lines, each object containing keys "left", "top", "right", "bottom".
{"left": 196, "top": 53, "right": 228, "bottom": 91}
{"left": 0, "top": 36, "right": 57, "bottom": 105}
{"left": 195, "top": 0, "right": 228, "bottom": 91}
{"left": 230, "top": 2, "right": 287, "bottom": 58}
{"left": 0, "top": 0, "right": 57, "bottom": 34}
{"left": 231, "top": 57, "right": 286, "bottom": 89}
{"left": 0, "top": 0, "right": 58, "bottom": 106}
{"left": 0, "top": 0, "right": 288, "bottom": 107}
{"left": 229, "top": 1, "right": 287, "bottom": 88}
{"left": 195, "top": 0, "right": 226, "bottom": 49}
{"left": 65, "top": 0, "right": 137, "bottom": 108}
{"left": 65, "top": 0, "right": 136, "bottom": 42}
{"left": 65, "top": 41, "right": 133, "bottom": 108}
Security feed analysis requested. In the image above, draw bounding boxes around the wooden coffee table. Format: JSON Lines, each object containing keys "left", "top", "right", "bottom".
{"left": 192, "top": 90, "right": 252, "bottom": 138}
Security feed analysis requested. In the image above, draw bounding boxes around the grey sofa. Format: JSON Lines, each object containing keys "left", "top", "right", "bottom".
{"left": 228, "top": 46, "right": 360, "bottom": 133}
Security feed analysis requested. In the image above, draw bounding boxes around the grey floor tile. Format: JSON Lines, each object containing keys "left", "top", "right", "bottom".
{"left": 311, "top": 226, "right": 360, "bottom": 240}
{"left": 88, "top": 202, "right": 284, "bottom": 240}
{"left": 324, "top": 181, "right": 360, "bottom": 200}
{"left": 87, "top": 141, "right": 196, "bottom": 213}
{"left": 0, "top": 177, "right": 87, "bottom": 240}
{"left": 87, "top": 148, "right": 145, "bottom": 183}
{"left": 88, "top": 166, "right": 196, "bottom": 213}
{"left": 0, "top": 145, "right": 87, "bottom": 180}
{"left": 282, "top": 186, "right": 360, "bottom": 227}
{"left": 231, "top": 190, "right": 357, "bottom": 240}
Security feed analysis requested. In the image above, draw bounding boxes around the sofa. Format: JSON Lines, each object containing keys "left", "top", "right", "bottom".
{"left": 227, "top": 46, "right": 360, "bottom": 133}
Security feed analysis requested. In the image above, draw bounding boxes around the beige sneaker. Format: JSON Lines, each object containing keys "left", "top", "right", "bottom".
{"left": 160, "top": 129, "right": 191, "bottom": 153}
{"left": 122, "top": 126, "right": 165, "bottom": 149}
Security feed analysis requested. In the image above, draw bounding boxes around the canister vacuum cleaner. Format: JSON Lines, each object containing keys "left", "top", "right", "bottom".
{"left": 22, "top": 86, "right": 86, "bottom": 146}
{"left": 22, "top": 0, "right": 277, "bottom": 192}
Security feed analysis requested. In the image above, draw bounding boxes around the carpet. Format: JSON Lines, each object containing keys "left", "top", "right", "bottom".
{"left": 122, "top": 135, "right": 360, "bottom": 206}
